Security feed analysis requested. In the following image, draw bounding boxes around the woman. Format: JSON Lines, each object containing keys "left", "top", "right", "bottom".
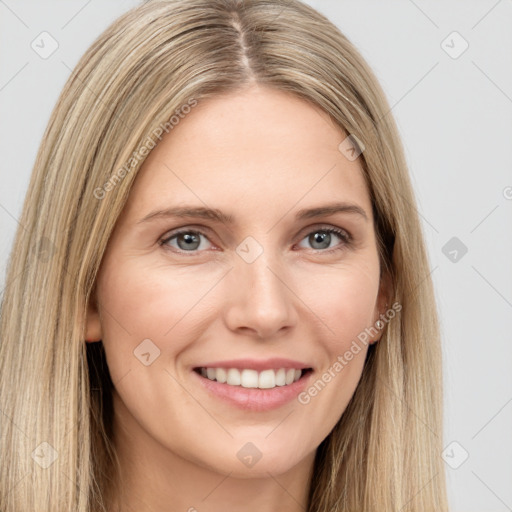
{"left": 0, "top": 0, "right": 448, "bottom": 510}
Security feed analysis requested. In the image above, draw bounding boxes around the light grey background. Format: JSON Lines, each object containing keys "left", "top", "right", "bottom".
{"left": 1, "top": 1, "right": 511, "bottom": 510}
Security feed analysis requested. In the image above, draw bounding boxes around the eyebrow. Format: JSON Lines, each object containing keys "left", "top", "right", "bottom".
{"left": 137, "top": 201, "right": 368, "bottom": 225}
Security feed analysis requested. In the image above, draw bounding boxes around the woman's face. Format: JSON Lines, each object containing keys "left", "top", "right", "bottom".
{"left": 87, "top": 84, "right": 388, "bottom": 478}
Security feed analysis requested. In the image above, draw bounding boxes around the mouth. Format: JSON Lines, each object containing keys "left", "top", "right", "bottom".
{"left": 193, "top": 366, "right": 314, "bottom": 390}
{"left": 191, "top": 358, "right": 314, "bottom": 411}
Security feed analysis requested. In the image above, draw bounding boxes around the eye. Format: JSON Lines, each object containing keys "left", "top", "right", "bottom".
{"left": 159, "top": 225, "right": 352, "bottom": 256}
{"left": 160, "top": 229, "right": 213, "bottom": 254}
{"left": 296, "top": 226, "right": 351, "bottom": 253}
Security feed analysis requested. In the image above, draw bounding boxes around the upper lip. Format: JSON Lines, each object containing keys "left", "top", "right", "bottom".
{"left": 194, "top": 358, "right": 313, "bottom": 372}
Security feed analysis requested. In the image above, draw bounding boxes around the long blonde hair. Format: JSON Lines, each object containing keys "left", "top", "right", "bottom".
{"left": 0, "top": 1, "right": 448, "bottom": 510}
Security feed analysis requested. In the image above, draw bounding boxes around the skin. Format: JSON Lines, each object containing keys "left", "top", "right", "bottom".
{"left": 86, "top": 84, "right": 390, "bottom": 512}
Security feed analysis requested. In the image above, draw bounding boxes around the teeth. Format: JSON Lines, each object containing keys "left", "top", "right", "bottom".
{"left": 258, "top": 369, "right": 275, "bottom": 389}
{"left": 226, "top": 368, "right": 241, "bottom": 386}
{"left": 216, "top": 367, "right": 227, "bottom": 383}
{"left": 275, "top": 368, "right": 286, "bottom": 386}
{"left": 199, "top": 367, "right": 305, "bottom": 389}
{"left": 241, "top": 369, "right": 258, "bottom": 388}
{"left": 286, "top": 369, "right": 295, "bottom": 385}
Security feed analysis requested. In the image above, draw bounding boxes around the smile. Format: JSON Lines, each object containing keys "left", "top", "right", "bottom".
{"left": 191, "top": 358, "right": 314, "bottom": 411}
{"left": 196, "top": 367, "right": 309, "bottom": 389}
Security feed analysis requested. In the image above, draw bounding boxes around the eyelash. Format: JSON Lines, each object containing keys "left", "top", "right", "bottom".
{"left": 159, "top": 225, "right": 352, "bottom": 256}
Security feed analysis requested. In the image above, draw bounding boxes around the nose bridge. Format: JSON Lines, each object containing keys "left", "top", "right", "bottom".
{"left": 224, "top": 236, "right": 297, "bottom": 336}
{"left": 238, "top": 240, "right": 287, "bottom": 303}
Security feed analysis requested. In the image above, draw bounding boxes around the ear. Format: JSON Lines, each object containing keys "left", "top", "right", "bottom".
{"left": 85, "top": 289, "right": 102, "bottom": 343}
{"left": 369, "top": 269, "right": 393, "bottom": 345}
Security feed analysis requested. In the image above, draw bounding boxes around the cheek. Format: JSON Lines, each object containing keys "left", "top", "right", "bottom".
{"left": 96, "top": 259, "right": 225, "bottom": 374}
{"left": 297, "top": 257, "right": 380, "bottom": 344}
{"left": 291, "top": 259, "right": 378, "bottom": 422}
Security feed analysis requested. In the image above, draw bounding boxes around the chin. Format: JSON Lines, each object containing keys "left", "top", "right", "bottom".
{"left": 197, "top": 442, "right": 311, "bottom": 478}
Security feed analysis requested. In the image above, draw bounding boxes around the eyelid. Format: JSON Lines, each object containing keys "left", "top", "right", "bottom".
{"left": 296, "top": 223, "right": 352, "bottom": 242}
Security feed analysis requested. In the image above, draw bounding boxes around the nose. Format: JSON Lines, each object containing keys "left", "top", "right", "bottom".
{"left": 223, "top": 249, "right": 298, "bottom": 339}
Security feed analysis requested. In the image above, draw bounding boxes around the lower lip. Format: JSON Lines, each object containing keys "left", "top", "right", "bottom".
{"left": 192, "top": 369, "right": 313, "bottom": 412}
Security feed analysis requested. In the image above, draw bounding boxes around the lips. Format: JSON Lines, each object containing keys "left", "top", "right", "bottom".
{"left": 193, "top": 357, "right": 312, "bottom": 372}
{"left": 191, "top": 358, "right": 314, "bottom": 411}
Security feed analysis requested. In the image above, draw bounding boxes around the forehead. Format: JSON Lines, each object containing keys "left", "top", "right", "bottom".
{"left": 124, "top": 85, "right": 371, "bottom": 223}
